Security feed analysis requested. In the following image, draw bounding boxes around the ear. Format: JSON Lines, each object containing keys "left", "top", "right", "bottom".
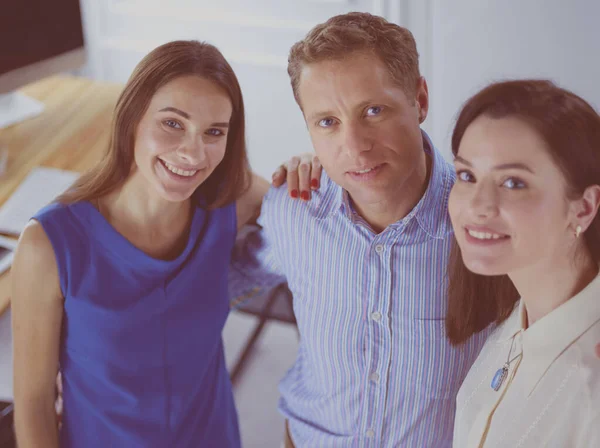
{"left": 573, "top": 184, "right": 600, "bottom": 233}
{"left": 415, "top": 77, "right": 429, "bottom": 124}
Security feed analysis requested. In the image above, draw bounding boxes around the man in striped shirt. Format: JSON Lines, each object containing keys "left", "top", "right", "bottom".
{"left": 231, "top": 12, "right": 489, "bottom": 447}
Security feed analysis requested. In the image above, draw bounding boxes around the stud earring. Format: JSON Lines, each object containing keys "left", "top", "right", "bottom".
{"left": 575, "top": 225, "right": 582, "bottom": 238}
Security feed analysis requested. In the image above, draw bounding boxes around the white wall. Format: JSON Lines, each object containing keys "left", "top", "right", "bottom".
{"left": 78, "top": 0, "right": 417, "bottom": 179}
{"left": 79, "top": 1, "right": 599, "bottom": 168}
{"left": 428, "top": 0, "right": 600, "bottom": 159}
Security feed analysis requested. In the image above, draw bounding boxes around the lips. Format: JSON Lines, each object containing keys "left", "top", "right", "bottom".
{"left": 351, "top": 166, "right": 376, "bottom": 174}
{"left": 346, "top": 163, "right": 384, "bottom": 181}
{"left": 466, "top": 229, "right": 507, "bottom": 240}
{"left": 347, "top": 164, "right": 382, "bottom": 175}
{"left": 463, "top": 226, "right": 510, "bottom": 245}
{"left": 158, "top": 158, "right": 199, "bottom": 178}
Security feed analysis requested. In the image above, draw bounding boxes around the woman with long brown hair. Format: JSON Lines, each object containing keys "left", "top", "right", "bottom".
{"left": 10, "top": 40, "right": 270, "bottom": 447}
{"left": 447, "top": 80, "right": 600, "bottom": 446}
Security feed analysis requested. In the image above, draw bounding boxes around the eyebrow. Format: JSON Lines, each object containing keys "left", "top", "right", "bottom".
{"left": 159, "top": 107, "right": 190, "bottom": 119}
{"left": 454, "top": 155, "right": 535, "bottom": 173}
{"left": 158, "top": 107, "right": 229, "bottom": 128}
{"left": 307, "top": 110, "right": 333, "bottom": 123}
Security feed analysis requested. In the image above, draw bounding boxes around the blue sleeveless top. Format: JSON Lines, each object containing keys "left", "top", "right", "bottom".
{"left": 33, "top": 200, "right": 240, "bottom": 448}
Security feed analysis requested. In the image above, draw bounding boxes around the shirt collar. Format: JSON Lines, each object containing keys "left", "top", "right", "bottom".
{"left": 412, "top": 131, "right": 455, "bottom": 238}
{"left": 497, "top": 270, "right": 600, "bottom": 396}
{"left": 496, "top": 301, "right": 526, "bottom": 343}
{"left": 314, "top": 130, "right": 454, "bottom": 239}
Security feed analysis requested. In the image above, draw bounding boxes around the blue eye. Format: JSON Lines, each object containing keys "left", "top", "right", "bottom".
{"left": 318, "top": 118, "right": 335, "bottom": 128}
{"left": 457, "top": 170, "right": 474, "bottom": 182}
{"left": 164, "top": 120, "right": 183, "bottom": 129}
{"left": 207, "top": 128, "right": 225, "bottom": 136}
{"left": 366, "top": 106, "right": 383, "bottom": 116}
{"left": 503, "top": 177, "right": 526, "bottom": 189}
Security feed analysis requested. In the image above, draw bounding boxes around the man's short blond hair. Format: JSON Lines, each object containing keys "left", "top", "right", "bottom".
{"left": 288, "top": 12, "right": 421, "bottom": 105}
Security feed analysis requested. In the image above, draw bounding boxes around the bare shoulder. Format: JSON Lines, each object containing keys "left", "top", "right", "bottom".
{"left": 12, "top": 220, "right": 62, "bottom": 301}
{"left": 15, "top": 220, "right": 57, "bottom": 266}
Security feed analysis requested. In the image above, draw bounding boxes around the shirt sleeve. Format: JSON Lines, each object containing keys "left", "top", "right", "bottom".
{"left": 228, "top": 221, "right": 286, "bottom": 309}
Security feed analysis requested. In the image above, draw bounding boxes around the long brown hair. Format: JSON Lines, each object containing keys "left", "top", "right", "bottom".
{"left": 446, "top": 79, "right": 600, "bottom": 344}
{"left": 58, "top": 40, "right": 250, "bottom": 208}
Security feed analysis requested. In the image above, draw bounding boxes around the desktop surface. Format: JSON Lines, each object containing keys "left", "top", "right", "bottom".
{"left": 0, "top": 75, "right": 123, "bottom": 315}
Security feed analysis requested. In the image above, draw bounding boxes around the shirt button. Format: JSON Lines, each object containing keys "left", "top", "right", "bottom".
{"left": 375, "top": 244, "right": 384, "bottom": 254}
{"left": 371, "top": 311, "right": 382, "bottom": 322}
{"left": 366, "top": 429, "right": 375, "bottom": 438}
{"left": 370, "top": 372, "right": 380, "bottom": 383}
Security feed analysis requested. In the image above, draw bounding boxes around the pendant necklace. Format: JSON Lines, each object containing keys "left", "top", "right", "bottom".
{"left": 491, "top": 335, "right": 522, "bottom": 391}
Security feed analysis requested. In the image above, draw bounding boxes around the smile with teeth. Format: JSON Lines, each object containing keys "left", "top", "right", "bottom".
{"left": 467, "top": 229, "right": 507, "bottom": 240}
{"left": 351, "top": 165, "right": 379, "bottom": 175}
{"left": 160, "top": 159, "right": 198, "bottom": 177}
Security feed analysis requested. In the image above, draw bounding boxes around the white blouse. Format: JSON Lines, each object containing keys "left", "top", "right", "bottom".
{"left": 453, "top": 273, "right": 600, "bottom": 447}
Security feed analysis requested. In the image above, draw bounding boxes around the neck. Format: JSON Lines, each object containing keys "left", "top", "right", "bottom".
{"left": 351, "top": 151, "right": 431, "bottom": 233}
{"left": 101, "top": 172, "right": 191, "bottom": 231}
{"left": 509, "top": 252, "right": 598, "bottom": 328}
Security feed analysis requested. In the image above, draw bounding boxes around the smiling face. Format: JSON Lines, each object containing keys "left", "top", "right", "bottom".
{"left": 448, "top": 114, "right": 581, "bottom": 276}
{"left": 297, "top": 52, "right": 428, "bottom": 211}
{"left": 131, "top": 75, "right": 233, "bottom": 203}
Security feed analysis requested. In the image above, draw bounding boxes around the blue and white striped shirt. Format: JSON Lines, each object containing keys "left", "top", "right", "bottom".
{"left": 230, "top": 133, "right": 489, "bottom": 447}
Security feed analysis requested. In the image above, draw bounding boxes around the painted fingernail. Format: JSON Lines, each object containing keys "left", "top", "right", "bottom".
{"left": 301, "top": 191, "right": 310, "bottom": 201}
{"left": 291, "top": 189, "right": 299, "bottom": 198}
{"left": 311, "top": 178, "right": 319, "bottom": 188}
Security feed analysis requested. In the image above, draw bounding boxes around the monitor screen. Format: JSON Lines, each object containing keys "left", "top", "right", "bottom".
{"left": 0, "top": 0, "right": 85, "bottom": 76}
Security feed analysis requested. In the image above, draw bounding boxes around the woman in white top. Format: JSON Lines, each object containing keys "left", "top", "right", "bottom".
{"left": 447, "top": 79, "right": 600, "bottom": 447}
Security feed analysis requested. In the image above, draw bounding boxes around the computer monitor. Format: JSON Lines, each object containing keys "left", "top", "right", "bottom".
{"left": 0, "top": 0, "right": 86, "bottom": 129}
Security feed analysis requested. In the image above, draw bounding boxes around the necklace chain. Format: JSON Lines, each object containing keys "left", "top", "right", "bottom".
{"left": 491, "top": 333, "right": 523, "bottom": 391}
{"left": 504, "top": 335, "right": 522, "bottom": 367}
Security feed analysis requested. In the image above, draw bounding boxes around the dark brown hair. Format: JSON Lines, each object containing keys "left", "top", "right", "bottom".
{"left": 447, "top": 79, "right": 600, "bottom": 344}
{"left": 58, "top": 40, "right": 250, "bottom": 208}
{"left": 287, "top": 12, "right": 420, "bottom": 105}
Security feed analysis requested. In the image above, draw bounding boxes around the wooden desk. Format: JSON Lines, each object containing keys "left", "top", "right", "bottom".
{"left": 0, "top": 76, "right": 123, "bottom": 315}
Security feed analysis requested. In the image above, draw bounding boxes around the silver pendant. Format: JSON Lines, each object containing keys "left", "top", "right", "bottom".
{"left": 491, "top": 365, "right": 508, "bottom": 391}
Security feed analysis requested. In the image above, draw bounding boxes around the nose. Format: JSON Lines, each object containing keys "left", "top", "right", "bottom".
{"left": 341, "top": 121, "right": 372, "bottom": 158}
{"left": 175, "top": 134, "right": 207, "bottom": 166}
{"left": 469, "top": 181, "right": 499, "bottom": 220}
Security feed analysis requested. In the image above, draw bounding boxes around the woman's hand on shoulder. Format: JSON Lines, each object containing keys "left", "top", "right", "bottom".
{"left": 236, "top": 153, "right": 322, "bottom": 230}
{"left": 271, "top": 153, "right": 322, "bottom": 201}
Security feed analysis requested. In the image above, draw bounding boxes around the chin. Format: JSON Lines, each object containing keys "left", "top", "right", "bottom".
{"left": 156, "top": 185, "right": 197, "bottom": 203}
{"left": 462, "top": 257, "right": 510, "bottom": 277}
{"left": 344, "top": 182, "right": 388, "bottom": 202}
